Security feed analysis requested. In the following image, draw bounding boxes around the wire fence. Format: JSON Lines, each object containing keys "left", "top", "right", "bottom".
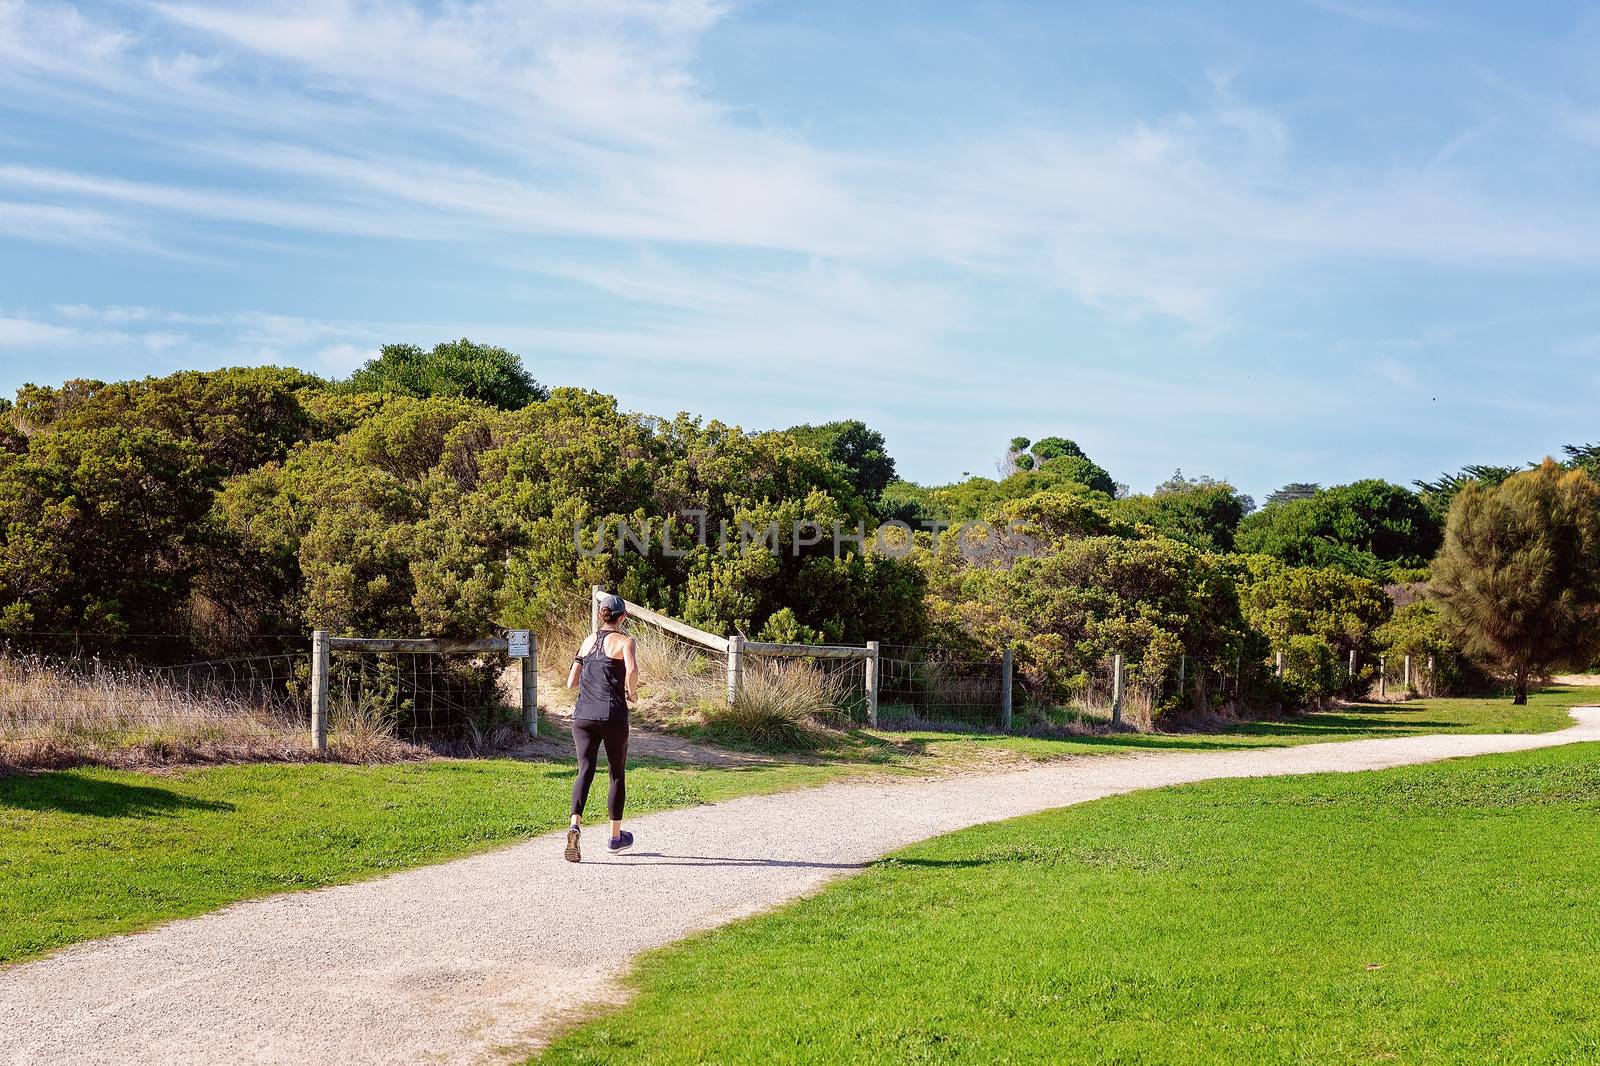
{"left": 1372, "top": 652, "right": 1439, "bottom": 699}
{"left": 0, "top": 652, "right": 310, "bottom": 740}
{"left": 0, "top": 635, "right": 314, "bottom": 766}
{"left": 625, "top": 621, "right": 875, "bottom": 725}
{"left": 1, "top": 619, "right": 1462, "bottom": 768}
{"left": 0, "top": 631, "right": 529, "bottom": 764}
{"left": 325, "top": 647, "right": 520, "bottom": 744}
{"left": 877, "top": 644, "right": 1003, "bottom": 727}
{"left": 873, "top": 646, "right": 1382, "bottom": 731}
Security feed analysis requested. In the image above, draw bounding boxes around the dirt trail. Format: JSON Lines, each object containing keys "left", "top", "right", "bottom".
{"left": 5, "top": 710, "right": 1599, "bottom": 1066}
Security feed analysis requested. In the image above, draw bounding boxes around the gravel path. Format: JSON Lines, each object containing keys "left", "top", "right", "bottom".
{"left": 5, "top": 710, "right": 1599, "bottom": 1066}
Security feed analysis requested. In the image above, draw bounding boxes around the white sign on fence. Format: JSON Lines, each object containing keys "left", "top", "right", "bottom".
{"left": 507, "top": 630, "right": 531, "bottom": 659}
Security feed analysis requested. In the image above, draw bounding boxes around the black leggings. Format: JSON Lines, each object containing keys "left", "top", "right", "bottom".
{"left": 571, "top": 717, "right": 629, "bottom": 821}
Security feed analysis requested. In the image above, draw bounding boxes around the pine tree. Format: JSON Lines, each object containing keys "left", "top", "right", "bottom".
{"left": 1430, "top": 459, "right": 1600, "bottom": 703}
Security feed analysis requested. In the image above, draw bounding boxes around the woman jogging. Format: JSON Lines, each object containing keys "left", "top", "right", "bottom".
{"left": 564, "top": 592, "right": 637, "bottom": 862}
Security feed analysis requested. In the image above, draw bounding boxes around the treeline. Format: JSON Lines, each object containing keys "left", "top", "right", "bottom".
{"left": 2, "top": 340, "right": 1595, "bottom": 713}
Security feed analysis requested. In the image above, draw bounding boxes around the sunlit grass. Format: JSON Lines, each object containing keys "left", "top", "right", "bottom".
{"left": 0, "top": 756, "right": 850, "bottom": 965}
{"left": 538, "top": 742, "right": 1600, "bottom": 1064}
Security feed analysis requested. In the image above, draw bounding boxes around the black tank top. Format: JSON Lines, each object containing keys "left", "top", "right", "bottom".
{"left": 574, "top": 629, "right": 628, "bottom": 722}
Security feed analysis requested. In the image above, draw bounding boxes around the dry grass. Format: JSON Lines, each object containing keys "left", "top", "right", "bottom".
{"left": 631, "top": 627, "right": 726, "bottom": 722}
{"left": 909, "top": 658, "right": 1001, "bottom": 713}
{"left": 539, "top": 611, "right": 725, "bottom": 724}
{"left": 699, "top": 660, "right": 848, "bottom": 751}
{"left": 1070, "top": 682, "right": 1159, "bottom": 731}
{"left": 0, "top": 655, "right": 425, "bottom": 772}
{"left": 538, "top": 612, "right": 853, "bottom": 751}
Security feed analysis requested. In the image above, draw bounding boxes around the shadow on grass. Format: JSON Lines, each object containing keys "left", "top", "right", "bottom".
{"left": 0, "top": 772, "right": 233, "bottom": 817}
{"left": 876, "top": 856, "right": 998, "bottom": 870}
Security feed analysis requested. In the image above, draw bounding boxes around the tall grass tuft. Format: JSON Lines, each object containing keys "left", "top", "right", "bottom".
{"left": 699, "top": 660, "right": 845, "bottom": 751}
{"left": 537, "top": 612, "right": 851, "bottom": 751}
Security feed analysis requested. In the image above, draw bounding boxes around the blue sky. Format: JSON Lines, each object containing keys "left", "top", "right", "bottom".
{"left": 2, "top": 0, "right": 1599, "bottom": 500}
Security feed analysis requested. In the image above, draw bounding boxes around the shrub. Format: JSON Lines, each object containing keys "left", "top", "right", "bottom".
{"left": 1235, "top": 479, "right": 1440, "bottom": 579}
{"left": 1232, "top": 554, "right": 1391, "bottom": 692}
{"left": 1279, "top": 634, "right": 1341, "bottom": 702}
{"left": 344, "top": 339, "right": 547, "bottom": 410}
{"left": 1372, "top": 601, "right": 1477, "bottom": 695}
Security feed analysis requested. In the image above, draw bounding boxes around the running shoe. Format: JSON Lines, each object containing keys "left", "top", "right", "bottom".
{"left": 564, "top": 824, "right": 581, "bottom": 863}
{"left": 607, "top": 830, "right": 634, "bottom": 853}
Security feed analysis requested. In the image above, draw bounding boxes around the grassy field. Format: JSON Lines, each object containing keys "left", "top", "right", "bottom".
{"left": 0, "top": 756, "right": 849, "bottom": 965}
{"left": 877, "top": 684, "right": 1594, "bottom": 762}
{"left": 2, "top": 687, "right": 1591, "bottom": 969}
{"left": 537, "top": 741, "right": 1600, "bottom": 1065}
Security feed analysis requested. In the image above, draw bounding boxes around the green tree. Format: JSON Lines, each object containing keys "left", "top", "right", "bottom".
{"left": 0, "top": 427, "right": 214, "bottom": 635}
{"left": 876, "top": 479, "right": 938, "bottom": 527}
{"left": 913, "top": 462, "right": 1113, "bottom": 523}
{"left": 1561, "top": 443, "right": 1600, "bottom": 482}
{"left": 1372, "top": 601, "right": 1477, "bottom": 696}
{"left": 6, "top": 368, "right": 324, "bottom": 476}
{"left": 1112, "top": 472, "right": 1252, "bottom": 551}
{"left": 785, "top": 420, "right": 897, "bottom": 510}
{"left": 1029, "top": 436, "right": 1088, "bottom": 463}
{"left": 345, "top": 339, "right": 546, "bottom": 410}
{"left": 1231, "top": 556, "right": 1391, "bottom": 671}
{"left": 1431, "top": 460, "right": 1600, "bottom": 703}
{"left": 1414, "top": 464, "right": 1522, "bottom": 524}
{"left": 1236, "top": 479, "right": 1440, "bottom": 578}
{"left": 210, "top": 388, "right": 922, "bottom": 646}
{"left": 1000, "top": 435, "right": 1109, "bottom": 489}
{"left": 1265, "top": 482, "right": 1320, "bottom": 506}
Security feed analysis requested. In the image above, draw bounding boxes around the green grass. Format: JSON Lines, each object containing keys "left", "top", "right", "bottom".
{"left": 538, "top": 742, "right": 1600, "bottom": 1065}
{"left": 0, "top": 756, "right": 851, "bottom": 965}
{"left": 874, "top": 684, "right": 1594, "bottom": 761}
{"left": 3, "top": 688, "right": 1590, "bottom": 971}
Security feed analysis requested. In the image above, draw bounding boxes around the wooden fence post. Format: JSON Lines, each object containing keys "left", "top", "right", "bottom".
{"left": 726, "top": 634, "right": 744, "bottom": 707}
{"left": 520, "top": 634, "right": 538, "bottom": 736}
{"left": 1403, "top": 654, "right": 1412, "bottom": 691}
{"left": 1176, "top": 654, "right": 1186, "bottom": 707}
{"left": 1379, "top": 655, "right": 1387, "bottom": 699}
{"left": 865, "top": 640, "right": 880, "bottom": 728}
{"left": 1111, "top": 653, "right": 1124, "bottom": 729}
{"left": 1427, "top": 654, "right": 1436, "bottom": 696}
{"left": 1000, "top": 647, "right": 1014, "bottom": 730}
{"left": 590, "top": 584, "right": 602, "bottom": 634}
{"left": 1348, "top": 648, "right": 1357, "bottom": 681}
{"left": 310, "top": 629, "right": 329, "bottom": 752}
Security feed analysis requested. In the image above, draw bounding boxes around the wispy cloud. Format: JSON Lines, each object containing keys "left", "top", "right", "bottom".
{"left": 1305, "top": 1, "right": 1435, "bottom": 31}
{"left": 4, "top": 0, "right": 1593, "bottom": 334}
{"left": 0, "top": 314, "right": 80, "bottom": 346}
{"left": 3, "top": 1, "right": 1600, "bottom": 495}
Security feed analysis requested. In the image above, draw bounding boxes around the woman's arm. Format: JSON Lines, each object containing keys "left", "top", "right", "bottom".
{"left": 566, "top": 634, "right": 592, "bottom": 689}
{"left": 622, "top": 636, "right": 639, "bottom": 702}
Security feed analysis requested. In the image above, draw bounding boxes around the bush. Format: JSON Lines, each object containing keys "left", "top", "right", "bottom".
{"left": 345, "top": 339, "right": 546, "bottom": 410}
{"left": 1278, "top": 634, "right": 1342, "bottom": 702}
{"left": 1232, "top": 555, "right": 1391, "bottom": 692}
{"left": 1373, "top": 601, "right": 1478, "bottom": 695}
{"left": 1235, "top": 479, "right": 1440, "bottom": 579}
